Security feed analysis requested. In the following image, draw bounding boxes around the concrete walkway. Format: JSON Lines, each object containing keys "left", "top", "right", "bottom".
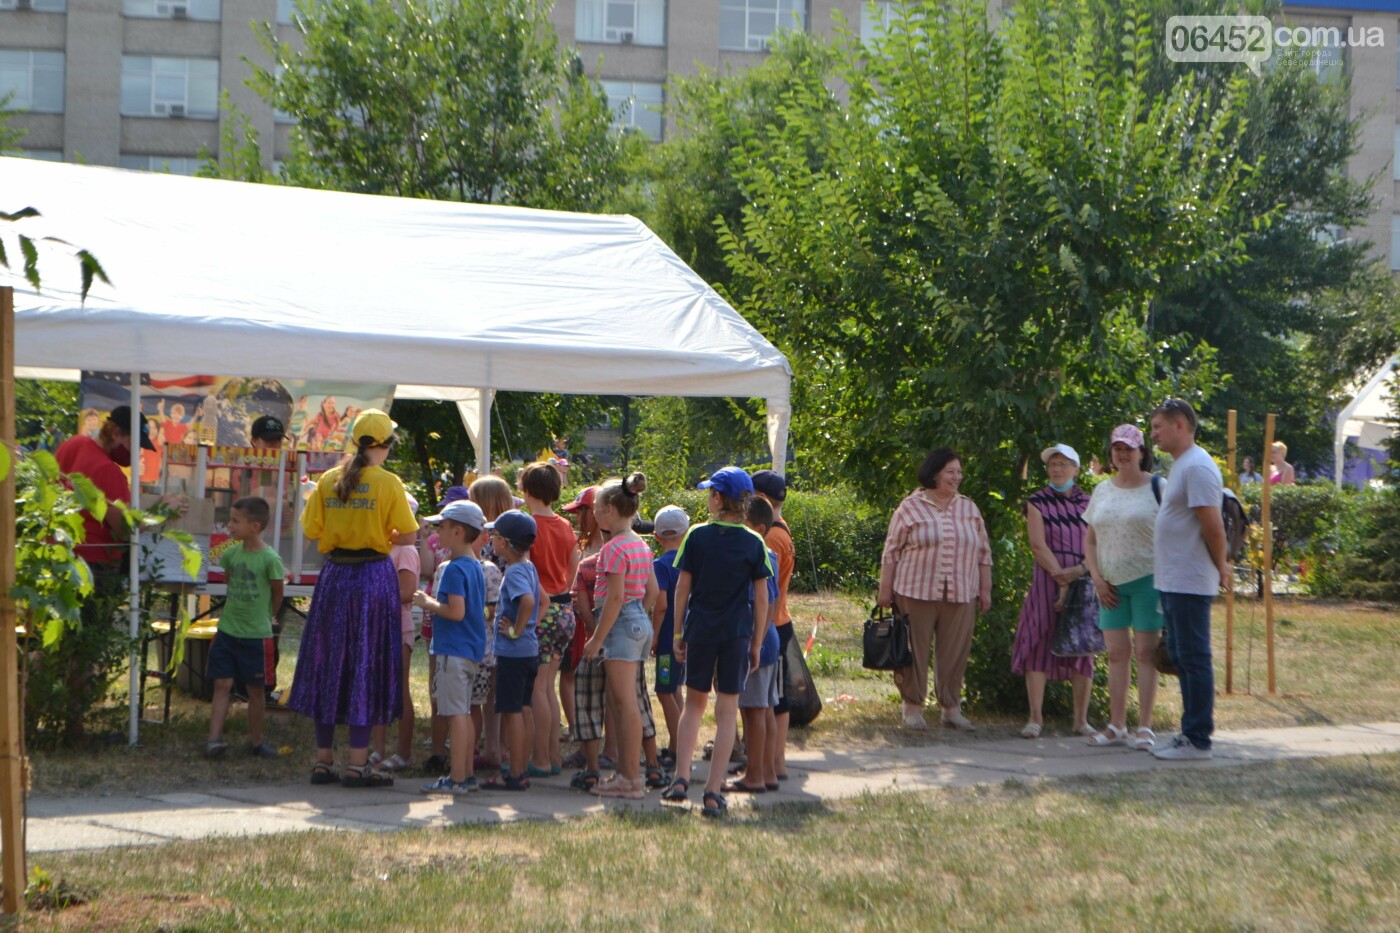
{"left": 25, "top": 721, "right": 1400, "bottom": 852}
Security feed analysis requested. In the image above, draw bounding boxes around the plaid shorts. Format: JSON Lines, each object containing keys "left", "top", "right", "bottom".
{"left": 571, "top": 657, "right": 655, "bottom": 742}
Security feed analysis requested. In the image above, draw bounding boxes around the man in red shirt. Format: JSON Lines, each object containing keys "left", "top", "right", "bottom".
{"left": 54, "top": 405, "right": 154, "bottom": 568}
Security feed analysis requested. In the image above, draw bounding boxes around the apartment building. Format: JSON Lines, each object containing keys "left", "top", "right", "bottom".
{"left": 2, "top": 1, "right": 1399, "bottom": 265}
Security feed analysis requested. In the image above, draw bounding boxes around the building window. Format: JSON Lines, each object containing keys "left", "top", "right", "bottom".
{"left": 122, "top": 0, "right": 220, "bottom": 20}
{"left": 119, "top": 154, "right": 208, "bottom": 175}
{"left": 1391, "top": 216, "right": 1400, "bottom": 271}
{"left": 576, "top": 0, "right": 665, "bottom": 46}
{"left": 602, "top": 80, "right": 663, "bottom": 141}
{"left": 860, "top": 1, "right": 899, "bottom": 41}
{"left": 121, "top": 56, "right": 219, "bottom": 118}
{"left": 276, "top": 0, "right": 293, "bottom": 24}
{"left": 0, "top": 0, "right": 68, "bottom": 11}
{"left": 720, "top": 0, "right": 805, "bottom": 52}
{"left": 5, "top": 148, "right": 63, "bottom": 161}
{"left": 0, "top": 49, "right": 64, "bottom": 114}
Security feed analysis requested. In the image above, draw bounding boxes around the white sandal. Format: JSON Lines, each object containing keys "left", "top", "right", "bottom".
{"left": 1087, "top": 724, "right": 1129, "bottom": 747}
{"left": 1128, "top": 727, "right": 1157, "bottom": 750}
{"left": 1020, "top": 722, "right": 1042, "bottom": 739}
{"left": 1074, "top": 723, "right": 1099, "bottom": 737}
{"left": 380, "top": 753, "right": 411, "bottom": 771}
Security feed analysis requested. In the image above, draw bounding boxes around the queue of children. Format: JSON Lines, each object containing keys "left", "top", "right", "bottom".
{"left": 203, "top": 435, "right": 797, "bottom": 817}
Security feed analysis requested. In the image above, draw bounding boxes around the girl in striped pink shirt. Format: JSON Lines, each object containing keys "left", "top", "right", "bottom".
{"left": 582, "top": 472, "right": 660, "bottom": 798}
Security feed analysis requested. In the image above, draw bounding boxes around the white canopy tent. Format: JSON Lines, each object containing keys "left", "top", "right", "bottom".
{"left": 2, "top": 157, "right": 792, "bottom": 470}
{"left": 1335, "top": 354, "right": 1398, "bottom": 488}
{"left": 1, "top": 157, "right": 792, "bottom": 745}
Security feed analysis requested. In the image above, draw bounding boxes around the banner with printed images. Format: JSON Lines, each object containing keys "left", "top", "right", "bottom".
{"left": 79, "top": 374, "right": 395, "bottom": 481}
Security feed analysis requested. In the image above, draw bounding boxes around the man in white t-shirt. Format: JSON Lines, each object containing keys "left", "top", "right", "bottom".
{"left": 1150, "top": 399, "right": 1229, "bottom": 760}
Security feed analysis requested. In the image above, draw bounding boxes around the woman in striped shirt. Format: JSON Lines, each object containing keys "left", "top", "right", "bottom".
{"left": 878, "top": 448, "right": 993, "bottom": 732}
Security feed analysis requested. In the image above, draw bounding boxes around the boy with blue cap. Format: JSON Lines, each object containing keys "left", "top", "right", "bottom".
{"left": 662, "top": 467, "right": 772, "bottom": 818}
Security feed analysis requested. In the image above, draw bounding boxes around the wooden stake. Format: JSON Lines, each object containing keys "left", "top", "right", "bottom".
{"left": 1, "top": 287, "right": 25, "bottom": 916}
{"left": 1225, "top": 409, "right": 1237, "bottom": 694}
{"left": 1261, "top": 413, "right": 1277, "bottom": 696}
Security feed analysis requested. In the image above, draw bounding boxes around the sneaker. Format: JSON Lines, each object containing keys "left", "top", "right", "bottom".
{"left": 1151, "top": 734, "right": 1212, "bottom": 760}
{"left": 204, "top": 739, "right": 229, "bottom": 759}
{"left": 248, "top": 742, "right": 280, "bottom": 758}
{"left": 421, "top": 775, "right": 478, "bottom": 795}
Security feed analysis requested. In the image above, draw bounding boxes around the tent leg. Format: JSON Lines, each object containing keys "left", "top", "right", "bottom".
{"left": 128, "top": 373, "right": 141, "bottom": 747}
{"left": 476, "top": 391, "right": 491, "bottom": 476}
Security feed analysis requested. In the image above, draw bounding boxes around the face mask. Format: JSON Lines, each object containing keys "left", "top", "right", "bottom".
{"left": 109, "top": 443, "right": 132, "bottom": 464}
{"left": 1049, "top": 479, "right": 1075, "bottom": 493}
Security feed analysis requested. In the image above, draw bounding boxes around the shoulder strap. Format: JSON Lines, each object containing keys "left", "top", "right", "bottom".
{"left": 1151, "top": 475, "right": 1162, "bottom": 504}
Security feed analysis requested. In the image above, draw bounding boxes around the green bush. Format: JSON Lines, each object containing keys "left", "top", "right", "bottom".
{"left": 1334, "top": 488, "right": 1400, "bottom": 602}
{"left": 1237, "top": 483, "right": 1391, "bottom": 600}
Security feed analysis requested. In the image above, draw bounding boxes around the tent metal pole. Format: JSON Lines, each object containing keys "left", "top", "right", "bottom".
{"left": 476, "top": 390, "right": 491, "bottom": 476}
{"left": 128, "top": 373, "right": 141, "bottom": 746}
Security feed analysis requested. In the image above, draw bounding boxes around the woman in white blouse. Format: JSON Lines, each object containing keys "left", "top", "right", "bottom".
{"left": 1082, "top": 424, "right": 1162, "bottom": 750}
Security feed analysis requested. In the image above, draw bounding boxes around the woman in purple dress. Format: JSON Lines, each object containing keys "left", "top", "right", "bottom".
{"left": 288, "top": 409, "right": 417, "bottom": 788}
{"left": 1012, "top": 443, "right": 1095, "bottom": 739}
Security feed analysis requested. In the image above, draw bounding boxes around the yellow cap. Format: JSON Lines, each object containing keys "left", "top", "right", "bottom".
{"left": 350, "top": 408, "right": 395, "bottom": 446}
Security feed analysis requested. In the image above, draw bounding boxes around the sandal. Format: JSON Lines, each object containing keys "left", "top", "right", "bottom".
{"left": 1128, "top": 727, "right": 1157, "bottom": 751}
{"left": 562, "top": 750, "right": 587, "bottom": 769}
{"left": 1020, "top": 722, "right": 1042, "bottom": 739}
{"left": 700, "top": 790, "right": 728, "bottom": 818}
{"left": 380, "top": 753, "right": 411, "bottom": 771}
{"left": 658, "top": 748, "right": 677, "bottom": 769}
{"left": 527, "top": 764, "right": 555, "bottom": 778}
{"left": 309, "top": 762, "right": 339, "bottom": 785}
{"left": 1088, "top": 724, "right": 1129, "bottom": 747}
{"left": 721, "top": 780, "right": 765, "bottom": 794}
{"left": 702, "top": 739, "right": 715, "bottom": 761}
{"left": 592, "top": 776, "right": 645, "bottom": 799}
{"left": 661, "top": 777, "right": 689, "bottom": 803}
{"left": 1074, "top": 723, "right": 1099, "bottom": 737}
{"left": 569, "top": 769, "right": 601, "bottom": 792}
{"left": 482, "top": 772, "right": 530, "bottom": 791}
{"left": 341, "top": 763, "right": 394, "bottom": 788}
{"left": 645, "top": 766, "right": 671, "bottom": 789}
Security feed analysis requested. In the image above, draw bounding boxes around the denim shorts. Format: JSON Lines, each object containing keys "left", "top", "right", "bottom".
{"left": 600, "top": 599, "right": 652, "bottom": 663}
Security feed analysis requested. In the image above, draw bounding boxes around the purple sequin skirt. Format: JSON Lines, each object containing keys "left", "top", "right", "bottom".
{"left": 286, "top": 557, "right": 403, "bottom": 727}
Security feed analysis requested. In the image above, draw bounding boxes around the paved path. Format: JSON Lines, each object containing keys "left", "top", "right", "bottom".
{"left": 24, "top": 721, "right": 1400, "bottom": 852}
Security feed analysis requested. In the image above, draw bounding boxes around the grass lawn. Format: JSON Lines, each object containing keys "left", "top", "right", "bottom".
{"left": 25, "top": 594, "right": 1400, "bottom": 796}
{"left": 20, "top": 753, "right": 1400, "bottom": 929}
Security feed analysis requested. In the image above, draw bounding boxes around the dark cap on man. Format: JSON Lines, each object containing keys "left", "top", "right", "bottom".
{"left": 107, "top": 405, "right": 156, "bottom": 450}
{"left": 251, "top": 414, "right": 289, "bottom": 442}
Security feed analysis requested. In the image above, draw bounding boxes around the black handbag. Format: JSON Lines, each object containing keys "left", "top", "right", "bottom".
{"left": 1050, "top": 576, "right": 1105, "bottom": 657}
{"left": 783, "top": 630, "right": 823, "bottom": 727}
{"left": 862, "top": 605, "right": 913, "bottom": 671}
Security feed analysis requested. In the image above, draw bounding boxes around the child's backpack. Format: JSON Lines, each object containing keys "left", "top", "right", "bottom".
{"left": 1151, "top": 478, "right": 1251, "bottom": 564}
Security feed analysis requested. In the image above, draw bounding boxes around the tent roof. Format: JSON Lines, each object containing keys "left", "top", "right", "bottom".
{"left": 1, "top": 158, "right": 790, "bottom": 400}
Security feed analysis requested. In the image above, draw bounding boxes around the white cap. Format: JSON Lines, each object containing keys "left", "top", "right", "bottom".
{"left": 653, "top": 505, "right": 690, "bottom": 537}
{"left": 1040, "top": 443, "right": 1081, "bottom": 468}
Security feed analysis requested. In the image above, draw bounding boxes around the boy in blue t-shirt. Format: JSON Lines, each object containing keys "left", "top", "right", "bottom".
{"left": 664, "top": 467, "right": 771, "bottom": 818}
{"left": 649, "top": 505, "right": 690, "bottom": 768}
{"left": 482, "top": 510, "right": 541, "bottom": 792}
{"left": 412, "top": 500, "right": 488, "bottom": 795}
{"left": 728, "top": 497, "right": 783, "bottom": 793}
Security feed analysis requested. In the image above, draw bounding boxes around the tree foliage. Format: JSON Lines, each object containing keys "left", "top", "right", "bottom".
{"left": 712, "top": 0, "right": 1253, "bottom": 509}
{"left": 251, "top": 0, "right": 641, "bottom": 211}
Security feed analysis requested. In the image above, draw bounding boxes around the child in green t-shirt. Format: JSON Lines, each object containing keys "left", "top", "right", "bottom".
{"left": 206, "top": 497, "right": 286, "bottom": 758}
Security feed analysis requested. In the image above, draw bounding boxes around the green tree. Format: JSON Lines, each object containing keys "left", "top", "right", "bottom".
{"left": 250, "top": 0, "right": 640, "bottom": 210}
{"left": 1104, "top": 0, "right": 1400, "bottom": 471}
